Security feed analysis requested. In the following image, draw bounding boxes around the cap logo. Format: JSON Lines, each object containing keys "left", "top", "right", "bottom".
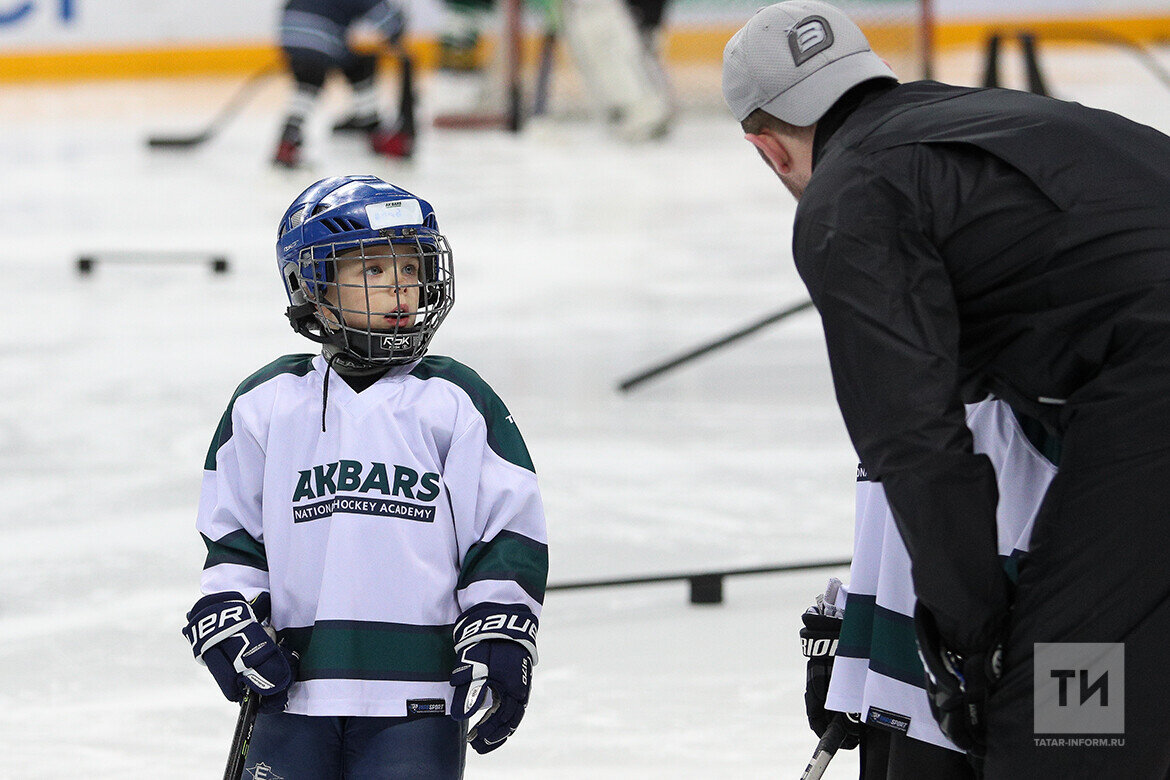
{"left": 788, "top": 15, "right": 834, "bottom": 66}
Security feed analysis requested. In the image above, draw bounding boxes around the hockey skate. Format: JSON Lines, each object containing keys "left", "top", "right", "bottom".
{"left": 272, "top": 122, "right": 304, "bottom": 168}
{"left": 332, "top": 113, "right": 380, "bottom": 135}
{"left": 368, "top": 121, "right": 414, "bottom": 159}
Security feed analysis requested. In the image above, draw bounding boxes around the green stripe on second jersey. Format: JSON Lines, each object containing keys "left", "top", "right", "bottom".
{"left": 839, "top": 596, "right": 925, "bottom": 688}
{"left": 278, "top": 620, "right": 455, "bottom": 682}
{"left": 867, "top": 606, "right": 926, "bottom": 688}
{"left": 838, "top": 593, "right": 876, "bottom": 658}
{"left": 410, "top": 356, "right": 535, "bottom": 473}
{"left": 202, "top": 529, "right": 268, "bottom": 571}
{"left": 458, "top": 530, "right": 548, "bottom": 604}
{"left": 839, "top": 552, "right": 1029, "bottom": 690}
{"left": 204, "top": 354, "right": 316, "bottom": 471}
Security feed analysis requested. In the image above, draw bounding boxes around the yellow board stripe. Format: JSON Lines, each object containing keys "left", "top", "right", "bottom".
{"left": 3, "top": 15, "right": 1170, "bottom": 83}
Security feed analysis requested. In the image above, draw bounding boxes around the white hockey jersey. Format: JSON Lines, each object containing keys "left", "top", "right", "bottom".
{"left": 824, "top": 398, "right": 1057, "bottom": 750}
{"left": 196, "top": 353, "right": 548, "bottom": 717}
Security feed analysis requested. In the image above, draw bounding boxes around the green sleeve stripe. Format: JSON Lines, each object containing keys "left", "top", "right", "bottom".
{"left": 840, "top": 597, "right": 926, "bottom": 688}
{"left": 201, "top": 530, "right": 268, "bottom": 572}
{"left": 410, "top": 356, "right": 535, "bottom": 473}
{"left": 203, "top": 354, "right": 316, "bottom": 471}
{"left": 837, "top": 593, "right": 875, "bottom": 658}
{"left": 838, "top": 554, "right": 1026, "bottom": 689}
{"left": 1003, "top": 549, "right": 1027, "bottom": 585}
{"left": 1007, "top": 404, "right": 1062, "bottom": 467}
{"left": 277, "top": 620, "right": 455, "bottom": 682}
{"left": 864, "top": 606, "right": 925, "bottom": 688}
{"left": 458, "top": 530, "right": 548, "bottom": 605}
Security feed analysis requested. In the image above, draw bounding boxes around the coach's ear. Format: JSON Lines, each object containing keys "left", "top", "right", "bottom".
{"left": 745, "top": 130, "right": 794, "bottom": 176}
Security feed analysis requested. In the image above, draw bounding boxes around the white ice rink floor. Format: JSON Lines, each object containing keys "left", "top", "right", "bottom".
{"left": 2, "top": 41, "right": 1169, "bottom": 778}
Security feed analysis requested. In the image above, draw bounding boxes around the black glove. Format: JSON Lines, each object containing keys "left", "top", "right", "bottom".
{"left": 800, "top": 580, "right": 860, "bottom": 751}
{"left": 914, "top": 602, "right": 1004, "bottom": 756}
{"left": 449, "top": 603, "right": 539, "bottom": 754}
{"left": 183, "top": 592, "right": 300, "bottom": 714}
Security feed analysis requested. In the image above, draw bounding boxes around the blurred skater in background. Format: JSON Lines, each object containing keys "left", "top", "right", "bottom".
{"left": 434, "top": 0, "right": 674, "bottom": 140}
{"left": 275, "top": 0, "right": 414, "bottom": 167}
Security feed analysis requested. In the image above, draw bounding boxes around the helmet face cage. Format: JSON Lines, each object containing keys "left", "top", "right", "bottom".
{"left": 285, "top": 229, "right": 454, "bottom": 367}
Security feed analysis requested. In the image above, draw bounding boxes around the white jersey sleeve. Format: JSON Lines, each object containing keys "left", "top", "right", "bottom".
{"left": 197, "top": 356, "right": 316, "bottom": 601}
{"left": 411, "top": 358, "right": 548, "bottom": 618}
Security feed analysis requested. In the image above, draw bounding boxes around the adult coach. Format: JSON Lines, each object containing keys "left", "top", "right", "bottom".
{"left": 722, "top": 1, "right": 1170, "bottom": 776}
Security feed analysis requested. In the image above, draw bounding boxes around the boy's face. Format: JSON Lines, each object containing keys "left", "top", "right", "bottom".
{"left": 321, "top": 243, "right": 421, "bottom": 330}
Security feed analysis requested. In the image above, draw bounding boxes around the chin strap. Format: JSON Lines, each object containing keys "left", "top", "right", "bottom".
{"left": 286, "top": 303, "right": 329, "bottom": 343}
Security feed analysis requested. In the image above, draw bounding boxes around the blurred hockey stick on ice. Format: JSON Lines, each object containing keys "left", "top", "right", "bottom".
{"left": 147, "top": 64, "right": 282, "bottom": 149}
{"left": 617, "top": 299, "right": 815, "bottom": 392}
{"left": 799, "top": 714, "right": 849, "bottom": 780}
{"left": 223, "top": 688, "right": 261, "bottom": 780}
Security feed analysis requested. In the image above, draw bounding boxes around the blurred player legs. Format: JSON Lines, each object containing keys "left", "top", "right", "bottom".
{"left": 276, "top": 0, "right": 413, "bottom": 167}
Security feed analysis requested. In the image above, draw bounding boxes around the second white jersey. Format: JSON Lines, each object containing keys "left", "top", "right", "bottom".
{"left": 824, "top": 398, "right": 1057, "bottom": 750}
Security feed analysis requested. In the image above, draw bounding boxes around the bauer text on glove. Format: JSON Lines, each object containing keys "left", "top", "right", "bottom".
{"left": 449, "top": 603, "right": 538, "bottom": 754}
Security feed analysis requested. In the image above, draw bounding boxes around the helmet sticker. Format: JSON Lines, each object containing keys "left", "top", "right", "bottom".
{"left": 366, "top": 199, "right": 425, "bottom": 230}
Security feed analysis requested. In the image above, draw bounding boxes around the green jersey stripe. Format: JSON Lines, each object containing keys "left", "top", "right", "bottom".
{"left": 202, "top": 530, "right": 268, "bottom": 572}
{"left": 204, "top": 354, "right": 315, "bottom": 471}
{"left": 458, "top": 530, "right": 548, "bottom": 604}
{"left": 839, "top": 597, "right": 925, "bottom": 688}
{"left": 839, "top": 552, "right": 1027, "bottom": 689}
{"left": 410, "top": 356, "right": 535, "bottom": 473}
{"left": 837, "top": 593, "right": 875, "bottom": 657}
{"left": 866, "top": 606, "right": 924, "bottom": 688}
{"left": 1008, "top": 405, "right": 1062, "bottom": 467}
{"left": 278, "top": 620, "right": 455, "bottom": 682}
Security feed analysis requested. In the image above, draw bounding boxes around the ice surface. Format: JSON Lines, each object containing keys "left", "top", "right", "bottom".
{"left": 2, "top": 41, "right": 1168, "bottom": 777}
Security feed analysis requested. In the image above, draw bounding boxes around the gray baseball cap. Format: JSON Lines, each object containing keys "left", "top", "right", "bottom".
{"left": 722, "top": 1, "right": 896, "bottom": 125}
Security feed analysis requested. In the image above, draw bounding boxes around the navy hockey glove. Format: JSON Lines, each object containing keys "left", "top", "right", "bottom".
{"left": 183, "top": 592, "right": 299, "bottom": 714}
{"left": 801, "top": 579, "right": 860, "bottom": 750}
{"left": 914, "top": 602, "right": 1003, "bottom": 757}
{"left": 450, "top": 603, "right": 538, "bottom": 754}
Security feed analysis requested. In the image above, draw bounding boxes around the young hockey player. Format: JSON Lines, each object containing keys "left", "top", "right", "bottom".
{"left": 182, "top": 175, "right": 547, "bottom": 777}
{"left": 800, "top": 397, "right": 1058, "bottom": 778}
{"left": 275, "top": 0, "right": 414, "bottom": 166}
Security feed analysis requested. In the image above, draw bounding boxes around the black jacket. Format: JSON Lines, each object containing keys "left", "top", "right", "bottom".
{"left": 794, "top": 81, "right": 1170, "bottom": 651}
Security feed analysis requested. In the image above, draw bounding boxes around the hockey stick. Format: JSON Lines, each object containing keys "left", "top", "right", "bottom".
{"left": 223, "top": 688, "right": 261, "bottom": 780}
{"left": 398, "top": 51, "right": 416, "bottom": 137}
{"left": 503, "top": 0, "right": 524, "bottom": 132}
{"left": 616, "top": 299, "right": 815, "bottom": 392}
{"left": 799, "top": 715, "right": 848, "bottom": 780}
{"left": 147, "top": 63, "right": 282, "bottom": 149}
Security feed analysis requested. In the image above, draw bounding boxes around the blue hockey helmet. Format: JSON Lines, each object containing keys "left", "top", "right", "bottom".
{"left": 277, "top": 176, "right": 454, "bottom": 367}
